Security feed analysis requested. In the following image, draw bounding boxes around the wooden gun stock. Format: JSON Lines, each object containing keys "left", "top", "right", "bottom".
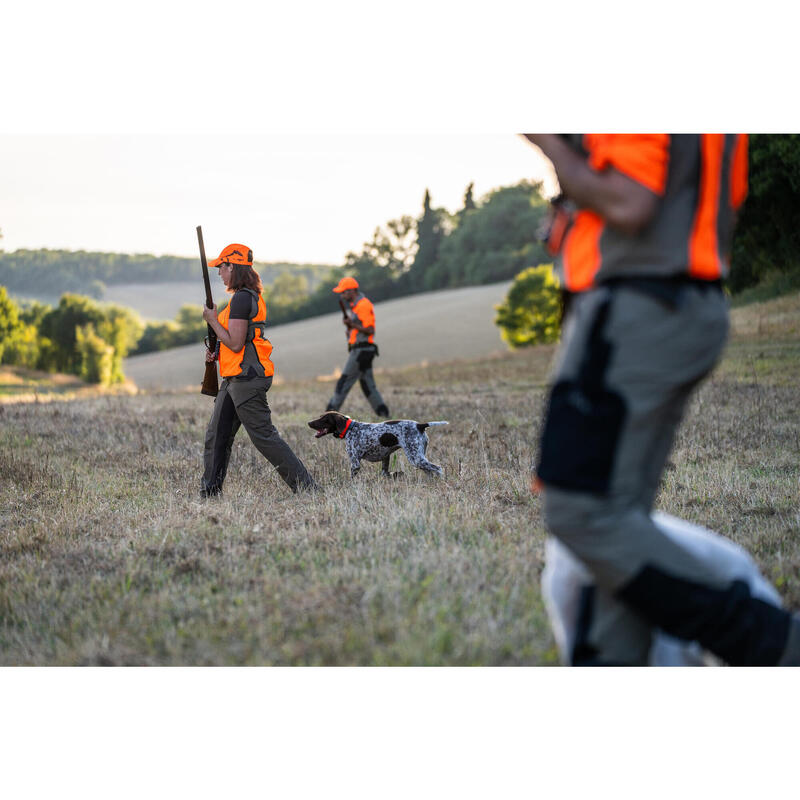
{"left": 201, "top": 359, "right": 218, "bottom": 397}
{"left": 197, "top": 225, "right": 219, "bottom": 397}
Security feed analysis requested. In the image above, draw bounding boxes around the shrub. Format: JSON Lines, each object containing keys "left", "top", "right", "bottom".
{"left": 76, "top": 324, "right": 114, "bottom": 384}
{"left": 495, "top": 264, "right": 561, "bottom": 349}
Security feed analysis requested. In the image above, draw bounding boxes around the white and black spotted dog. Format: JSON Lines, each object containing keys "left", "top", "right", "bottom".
{"left": 308, "top": 411, "right": 448, "bottom": 478}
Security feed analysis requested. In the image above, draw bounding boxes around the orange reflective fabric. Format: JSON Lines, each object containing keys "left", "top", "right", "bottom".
{"left": 217, "top": 293, "right": 275, "bottom": 378}
{"left": 688, "top": 134, "right": 725, "bottom": 280}
{"left": 584, "top": 134, "right": 670, "bottom": 195}
{"left": 348, "top": 296, "right": 375, "bottom": 345}
{"left": 562, "top": 211, "right": 605, "bottom": 292}
{"left": 730, "top": 134, "right": 749, "bottom": 211}
{"left": 561, "top": 135, "right": 670, "bottom": 291}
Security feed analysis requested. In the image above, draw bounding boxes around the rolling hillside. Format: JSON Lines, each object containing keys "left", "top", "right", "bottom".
{"left": 123, "top": 281, "right": 513, "bottom": 391}
{"left": 103, "top": 281, "right": 200, "bottom": 321}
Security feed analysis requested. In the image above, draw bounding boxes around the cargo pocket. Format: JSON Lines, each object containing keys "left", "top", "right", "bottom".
{"left": 229, "top": 376, "right": 272, "bottom": 410}
{"left": 536, "top": 296, "right": 626, "bottom": 494}
{"left": 357, "top": 347, "right": 376, "bottom": 370}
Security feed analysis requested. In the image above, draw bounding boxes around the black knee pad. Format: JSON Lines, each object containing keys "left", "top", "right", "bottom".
{"left": 618, "top": 568, "right": 792, "bottom": 666}
{"left": 359, "top": 378, "right": 371, "bottom": 397}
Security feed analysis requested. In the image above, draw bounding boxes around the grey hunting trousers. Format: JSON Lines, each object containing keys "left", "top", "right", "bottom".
{"left": 203, "top": 376, "right": 316, "bottom": 494}
{"left": 327, "top": 345, "right": 387, "bottom": 415}
{"left": 537, "top": 281, "right": 796, "bottom": 665}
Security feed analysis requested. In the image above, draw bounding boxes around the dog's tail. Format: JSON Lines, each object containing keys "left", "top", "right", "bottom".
{"left": 416, "top": 421, "right": 448, "bottom": 433}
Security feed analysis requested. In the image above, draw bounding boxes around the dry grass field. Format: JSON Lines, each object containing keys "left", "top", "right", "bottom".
{"left": 1, "top": 292, "right": 799, "bottom": 665}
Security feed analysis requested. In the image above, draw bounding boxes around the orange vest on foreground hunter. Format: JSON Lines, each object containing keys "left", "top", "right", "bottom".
{"left": 217, "top": 289, "right": 275, "bottom": 378}
{"left": 558, "top": 134, "right": 749, "bottom": 292}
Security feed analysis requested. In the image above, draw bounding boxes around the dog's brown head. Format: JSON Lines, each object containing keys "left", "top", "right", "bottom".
{"left": 308, "top": 411, "right": 351, "bottom": 439}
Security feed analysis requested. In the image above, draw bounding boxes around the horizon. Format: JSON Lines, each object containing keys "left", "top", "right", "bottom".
{"left": 0, "top": 134, "right": 556, "bottom": 266}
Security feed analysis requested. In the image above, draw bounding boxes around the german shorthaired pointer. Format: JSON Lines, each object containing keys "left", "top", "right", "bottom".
{"left": 308, "top": 411, "right": 448, "bottom": 478}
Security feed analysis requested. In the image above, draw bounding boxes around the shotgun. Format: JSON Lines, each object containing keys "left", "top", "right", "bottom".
{"left": 197, "top": 225, "right": 219, "bottom": 397}
{"left": 338, "top": 298, "right": 351, "bottom": 340}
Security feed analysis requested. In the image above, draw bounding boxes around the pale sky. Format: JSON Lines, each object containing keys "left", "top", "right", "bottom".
{"left": 1, "top": 2, "right": 790, "bottom": 268}
{"left": 0, "top": 134, "right": 555, "bottom": 264}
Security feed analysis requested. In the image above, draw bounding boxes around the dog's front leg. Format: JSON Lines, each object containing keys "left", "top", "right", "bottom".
{"left": 347, "top": 443, "right": 362, "bottom": 478}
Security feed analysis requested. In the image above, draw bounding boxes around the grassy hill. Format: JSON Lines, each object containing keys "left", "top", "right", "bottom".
{"left": 102, "top": 281, "right": 203, "bottom": 321}
{"left": 1, "top": 291, "right": 798, "bottom": 665}
{"left": 123, "top": 281, "right": 514, "bottom": 392}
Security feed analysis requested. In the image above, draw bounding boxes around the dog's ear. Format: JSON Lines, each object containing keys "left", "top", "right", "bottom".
{"left": 332, "top": 413, "right": 349, "bottom": 435}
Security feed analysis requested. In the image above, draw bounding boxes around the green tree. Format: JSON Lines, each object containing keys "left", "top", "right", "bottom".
{"left": 267, "top": 272, "right": 310, "bottom": 311}
{"left": 18, "top": 299, "right": 51, "bottom": 329}
{"left": 38, "top": 294, "right": 106, "bottom": 374}
{"left": 730, "top": 134, "right": 800, "bottom": 292}
{"left": 408, "top": 189, "right": 448, "bottom": 286}
{"left": 87, "top": 279, "right": 106, "bottom": 299}
{"left": 36, "top": 294, "right": 142, "bottom": 383}
{"left": 0, "top": 285, "right": 21, "bottom": 349}
{"left": 133, "top": 320, "right": 179, "bottom": 354}
{"left": 173, "top": 304, "right": 207, "bottom": 346}
{"left": 495, "top": 264, "right": 561, "bottom": 349}
{"left": 337, "top": 216, "right": 418, "bottom": 302}
{"left": 428, "top": 181, "right": 549, "bottom": 291}
{"left": 76, "top": 324, "right": 114, "bottom": 384}
{"left": 0, "top": 288, "right": 41, "bottom": 368}
{"left": 97, "top": 305, "right": 144, "bottom": 382}
{"left": 460, "top": 182, "right": 476, "bottom": 215}
{"left": 2, "top": 322, "right": 39, "bottom": 368}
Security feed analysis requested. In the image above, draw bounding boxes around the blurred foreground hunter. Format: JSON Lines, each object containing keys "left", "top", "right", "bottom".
{"left": 527, "top": 133, "right": 800, "bottom": 665}
{"left": 201, "top": 243, "right": 318, "bottom": 497}
{"left": 325, "top": 277, "right": 389, "bottom": 417}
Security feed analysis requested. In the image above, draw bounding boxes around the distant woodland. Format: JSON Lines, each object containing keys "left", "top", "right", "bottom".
{"left": 0, "top": 250, "right": 334, "bottom": 301}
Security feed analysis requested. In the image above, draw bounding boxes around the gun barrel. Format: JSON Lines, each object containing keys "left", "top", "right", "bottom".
{"left": 197, "top": 225, "right": 219, "bottom": 397}
{"left": 197, "top": 226, "right": 214, "bottom": 310}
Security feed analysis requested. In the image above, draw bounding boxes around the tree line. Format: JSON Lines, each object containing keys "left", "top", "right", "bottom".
{"left": 263, "top": 180, "right": 552, "bottom": 327}
{"left": 0, "top": 248, "right": 334, "bottom": 301}
{"left": 729, "top": 133, "right": 800, "bottom": 294}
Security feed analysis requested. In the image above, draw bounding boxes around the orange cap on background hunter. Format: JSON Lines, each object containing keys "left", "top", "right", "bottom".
{"left": 209, "top": 243, "right": 253, "bottom": 268}
{"left": 332, "top": 276, "right": 359, "bottom": 293}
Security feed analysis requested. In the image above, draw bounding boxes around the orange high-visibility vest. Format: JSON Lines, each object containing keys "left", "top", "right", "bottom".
{"left": 217, "top": 289, "right": 275, "bottom": 378}
{"left": 348, "top": 295, "right": 376, "bottom": 346}
{"left": 558, "top": 134, "right": 749, "bottom": 292}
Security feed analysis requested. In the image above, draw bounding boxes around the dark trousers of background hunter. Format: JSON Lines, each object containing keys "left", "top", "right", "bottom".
{"left": 327, "top": 345, "right": 387, "bottom": 414}
{"left": 203, "top": 376, "right": 316, "bottom": 494}
{"left": 538, "top": 282, "right": 796, "bottom": 666}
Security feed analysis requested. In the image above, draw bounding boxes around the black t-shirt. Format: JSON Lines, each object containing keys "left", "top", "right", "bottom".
{"left": 228, "top": 290, "right": 254, "bottom": 320}
{"left": 226, "top": 290, "right": 258, "bottom": 379}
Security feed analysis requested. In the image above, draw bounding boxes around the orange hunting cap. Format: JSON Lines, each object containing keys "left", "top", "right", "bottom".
{"left": 332, "top": 276, "right": 359, "bottom": 293}
{"left": 209, "top": 243, "right": 253, "bottom": 268}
